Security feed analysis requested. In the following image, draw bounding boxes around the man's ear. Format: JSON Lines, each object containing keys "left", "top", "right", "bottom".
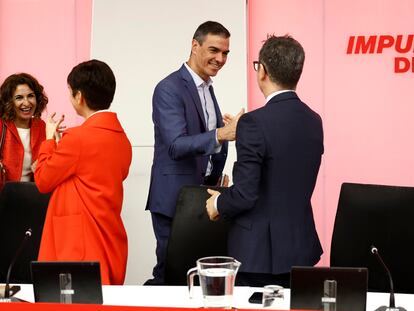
{"left": 191, "top": 39, "right": 200, "bottom": 55}
{"left": 258, "top": 64, "right": 267, "bottom": 82}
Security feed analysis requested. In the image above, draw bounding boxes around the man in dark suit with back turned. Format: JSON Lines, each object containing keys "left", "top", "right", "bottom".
{"left": 145, "top": 21, "right": 243, "bottom": 285}
{"left": 206, "top": 35, "right": 324, "bottom": 287}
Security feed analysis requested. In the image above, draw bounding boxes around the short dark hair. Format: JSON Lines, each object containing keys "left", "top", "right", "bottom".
{"left": 0, "top": 73, "right": 48, "bottom": 121}
{"left": 193, "top": 21, "right": 230, "bottom": 45}
{"left": 67, "top": 59, "right": 116, "bottom": 111}
{"left": 259, "top": 35, "right": 305, "bottom": 89}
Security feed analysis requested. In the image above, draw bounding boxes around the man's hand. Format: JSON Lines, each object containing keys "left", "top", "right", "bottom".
{"left": 222, "top": 113, "right": 233, "bottom": 125}
{"left": 217, "top": 174, "right": 229, "bottom": 187}
{"left": 206, "top": 189, "right": 221, "bottom": 221}
{"left": 217, "top": 108, "right": 245, "bottom": 143}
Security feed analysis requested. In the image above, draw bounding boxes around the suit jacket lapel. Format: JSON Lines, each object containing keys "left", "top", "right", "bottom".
{"left": 5, "top": 120, "right": 21, "bottom": 143}
{"left": 179, "top": 65, "right": 207, "bottom": 131}
{"left": 209, "top": 85, "right": 223, "bottom": 128}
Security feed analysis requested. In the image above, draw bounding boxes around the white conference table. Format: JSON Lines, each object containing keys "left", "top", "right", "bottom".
{"left": 12, "top": 284, "right": 414, "bottom": 310}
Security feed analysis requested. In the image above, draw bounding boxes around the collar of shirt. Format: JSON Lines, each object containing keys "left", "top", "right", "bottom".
{"left": 265, "top": 89, "right": 295, "bottom": 104}
{"left": 184, "top": 63, "right": 213, "bottom": 88}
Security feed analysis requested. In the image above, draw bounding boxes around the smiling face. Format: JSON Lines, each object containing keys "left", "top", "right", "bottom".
{"left": 12, "top": 84, "right": 37, "bottom": 128}
{"left": 189, "top": 34, "right": 230, "bottom": 81}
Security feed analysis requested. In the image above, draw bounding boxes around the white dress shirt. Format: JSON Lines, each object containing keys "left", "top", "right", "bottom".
{"left": 184, "top": 63, "right": 221, "bottom": 177}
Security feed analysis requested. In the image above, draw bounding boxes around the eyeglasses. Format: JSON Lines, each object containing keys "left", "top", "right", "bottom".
{"left": 253, "top": 61, "right": 266, "bottom": 73}
{"left": 253, "top": 61, "right": 260, "bottom": 71}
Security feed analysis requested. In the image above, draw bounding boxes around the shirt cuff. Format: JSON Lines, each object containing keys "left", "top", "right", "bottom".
{"left": 214, "top": 129, "right": 222, "bottom": 152}
{"left": 214, "top": 193, "right": 220, "bottom": 214}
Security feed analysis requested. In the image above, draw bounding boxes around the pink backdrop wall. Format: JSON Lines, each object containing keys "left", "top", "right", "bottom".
{"left": 0, "top": 0, "right": 92, "bottom": 127}
{"left": 248, "top": 0, "right": 414, "bottom": 265}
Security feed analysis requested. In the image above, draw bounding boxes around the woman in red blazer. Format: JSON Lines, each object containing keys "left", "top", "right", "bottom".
{"left": 0, "top": 73, "right": 48, "bottom": 181}
{"left": 35, "top": 60, "right": 132, "bottom": 285}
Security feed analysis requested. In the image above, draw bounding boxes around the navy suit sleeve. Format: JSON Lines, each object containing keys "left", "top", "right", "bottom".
{"left": 217, "top": 113, "right": 265, "bottom": 218}
{"left": 153, "top": 80, "right": 218, "bottom": 161}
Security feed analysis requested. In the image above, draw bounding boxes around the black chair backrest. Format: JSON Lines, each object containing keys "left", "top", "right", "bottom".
{"left": 164, "top": 185, "right": 230, "bottom": 285}
{"left": 0, "top": 182, "right": 50, "bottom": 283}
{"left": 331, "top": 182, "right": 414, "bottom": 293}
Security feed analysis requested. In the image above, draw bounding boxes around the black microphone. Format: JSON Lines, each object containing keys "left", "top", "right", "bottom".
{"left": 370, "top": 245, "right": 407, "bottom": 311}
{"left": 1, "top": 229, "right": 32, "bottom": 301}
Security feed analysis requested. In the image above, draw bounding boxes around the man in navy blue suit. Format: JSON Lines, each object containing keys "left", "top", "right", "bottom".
{"left": 206, "top": 35, "right": 324, "bottom": 287}
{"left": 145, "top": 21, "right": 243, "bottom": 284}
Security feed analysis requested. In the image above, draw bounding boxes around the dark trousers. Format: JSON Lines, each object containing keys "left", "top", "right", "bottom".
{"left": 236, "top": 272, "right": 291, "bottom": 288}
{"left": 145, "top": 212, "right": 172, "bottom": 285}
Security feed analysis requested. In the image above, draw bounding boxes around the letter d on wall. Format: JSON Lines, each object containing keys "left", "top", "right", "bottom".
{"left": 394, "top": 57, "right": 413, "bottom": 73}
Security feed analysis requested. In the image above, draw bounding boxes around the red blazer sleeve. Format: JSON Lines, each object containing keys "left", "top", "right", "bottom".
{"left": 35, "top": 131, "right": 80, "bottom": 193}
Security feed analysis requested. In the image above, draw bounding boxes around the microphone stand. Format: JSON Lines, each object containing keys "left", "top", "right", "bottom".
{"left": 0, "top": 229, "right": 32, "bottom": 302}
{"left": 371, "top": 245, "right": 407, "bottom": 311}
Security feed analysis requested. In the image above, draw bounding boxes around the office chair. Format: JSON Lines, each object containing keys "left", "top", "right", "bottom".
{"left": 0, "top": 182, "right": 50, "bottom": 283}
{"left": 330, "top": 182, "right": 414, "bottom": 293}
{"left": 164, "top": 185, "right": 230, "bottom": 285}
